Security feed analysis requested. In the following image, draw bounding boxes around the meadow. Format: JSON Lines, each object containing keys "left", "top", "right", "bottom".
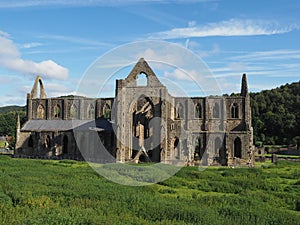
{"left": 0, "top": 156, "right": 299, "bottom": 225}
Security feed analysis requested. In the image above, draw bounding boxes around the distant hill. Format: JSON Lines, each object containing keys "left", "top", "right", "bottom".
{"left": 0, "top": 106, "right": 26, "bottom": 137}
{"left": 0, "top": 105, "right": 26, "bottom": 114}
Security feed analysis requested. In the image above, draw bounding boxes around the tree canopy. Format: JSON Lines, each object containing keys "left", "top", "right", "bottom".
{"left": 0, "top": 106, "right": 26, "bottom": 136}
{"left": 250, "top": 81, "right": 300, "bottom": 145}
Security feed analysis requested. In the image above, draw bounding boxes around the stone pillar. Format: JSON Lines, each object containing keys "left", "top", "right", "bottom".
{"left": 27, "top": 94, "right": 32, "bottom": 120}
{"left": 46, "top": 98, "right": 51, "bottom": 119}
{"left": 63, "top": 99, "right": 68, "bottom": 120}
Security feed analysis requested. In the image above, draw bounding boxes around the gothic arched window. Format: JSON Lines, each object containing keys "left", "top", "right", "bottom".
{"left": 70, "top": 104, "right": 78, "bottom": 119}
{"left": 174, "top": 137, "right": 180, "bottom": 159}
{"left": 195, "top": 103, "right": 202, "bottom": 118}
{"left": 231, "top": 103, "right": 239, "bottom": 118}
{"left": 28, "top": 135, "right": 33, "bottom": 147}
{"left": 87, "top": 104, "right": 95, "bottom": 119}
{"left": 103, "top": 104, "right": 111, "bottom": 119}
{"left": 37, "top": 104, "right": 45, "bottom": 119}
{"left": 137, "top": 72, "right": 148, "bottom": 86}
{"left": 63, "top": 135, "right": 68, "bottom": 154}
{"left": 176, "top": 103, "right": 184, "bottom": 119}
{"left": 213, "top": 102, "right": 220, "bottom": 118}
{"left": 194, "top": 136, "right": 201, "bottom": 159}
{"left": 46, "top": 135, "right": 51, "bottom": 149}
{"left": 54, "top": 104, "right": 61, "bottom": 118}
{"left": 234, "top": 137, "right": 242, "bottom": 158}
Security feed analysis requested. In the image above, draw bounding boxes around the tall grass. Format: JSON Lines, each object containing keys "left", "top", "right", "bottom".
{"left": 0, "top": 156, "right": 299, "bottom": 224}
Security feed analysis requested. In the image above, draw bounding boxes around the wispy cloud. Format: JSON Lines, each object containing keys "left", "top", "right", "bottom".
{"left": 0, "top": 31, "right": 69, "bottom": 80}
{"left": 21, "top": 42, "right": 43, "bottom": 49}
{"left": 148, "top": 19, "right": 299, "bottom": 39}
{"left": 203, "top": 47, "right": 300, "bottom": 83}
{"left": 231, "top": 49, "right": 300, "bottom": 61}
{"left": 164, "top": 68, "right": 199, "bottom": 81}
{"left": 0, "top": 30, "right": 9, "bottom": 37}
{"left": 45, "top": 82, "right": 80, "bottom": 97}
{"left": 0, "top": 0, "right": 211, "bottom": 8}
{"left": 209, "top": 61, "right": 300, "bottom": 79}
{"left": 38, "top": 34, "right": 111, "bottom": 47}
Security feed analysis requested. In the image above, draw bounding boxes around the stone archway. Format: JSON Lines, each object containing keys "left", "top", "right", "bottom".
{"left": 63, "top": 135, "right": 68, "bottom": 154}
{"left": 215, "top": 137, "right": 227, "bottom": 166}
{"left": 234, "top": 137, "right": 242, "bottom": 158}
{"left": 174, "top": 137, "right": 180, "bottom": 160}
{"left": 131, "top": 96, "right": 155, "bottom": 162}
{"left": 31, "top": 76, "right": 46, "bottom": 99}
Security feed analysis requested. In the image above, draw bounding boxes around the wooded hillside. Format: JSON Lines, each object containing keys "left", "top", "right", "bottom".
{"left": 250, "top": 81, "right": 300, "bottom": 145}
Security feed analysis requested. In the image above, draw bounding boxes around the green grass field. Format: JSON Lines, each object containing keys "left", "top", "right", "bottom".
{"left": 0, "top": 156, "right": 299, "bottom": 225}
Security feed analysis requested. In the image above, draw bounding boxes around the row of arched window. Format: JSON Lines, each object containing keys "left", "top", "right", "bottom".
{"left": 36, "top": 103, "right": 111, "bottom": 119}
{"left": 28, "top": 134, "right": 69, "bottom": 154}
{"left": 174, "top": 136, "right": 242, "bottom": 160}
{"left": 36, "top": 101, "right": 238, "bottom": 120}
{"left": 175, "top": 102, "right": 239, "bottom": 119}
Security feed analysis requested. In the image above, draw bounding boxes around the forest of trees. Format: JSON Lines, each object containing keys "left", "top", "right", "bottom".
{"left": 0, "top": 106, "right": 26, "bottom": 147}
{"left": 250, "top": 81, "right": 300, "bottom": 146}
{"left": 0, "top": 81, "right": 299, "bottom": 148}
{"left": 0, "top": 106, "right": 25, "bottom": 136}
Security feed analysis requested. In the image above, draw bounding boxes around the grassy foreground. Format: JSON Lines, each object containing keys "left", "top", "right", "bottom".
{"left": 0, "top": 156, "right": 299, "bottom": 225}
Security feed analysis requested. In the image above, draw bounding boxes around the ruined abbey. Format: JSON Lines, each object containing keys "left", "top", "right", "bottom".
{"left": 15, "top": 58, "right": 254, "bottom": 166}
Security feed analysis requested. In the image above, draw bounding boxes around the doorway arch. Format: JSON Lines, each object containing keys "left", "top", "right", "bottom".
{"left": 234, "top": 137, "right": 242, "bottom": 158}
{"left": 63, "top": 135, "right": 68, "bottom": 154}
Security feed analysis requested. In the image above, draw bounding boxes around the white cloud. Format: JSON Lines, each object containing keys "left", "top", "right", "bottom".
{"left": 21, "top": 42, "right": 43, "bottom": 49}
{"left": 135, "top": 48, "right": 185, "bottom": 68}
{"left": 188, "top": 20, "right": 197, "bottom": 27}
{"left": 198, "top": 43, "right": 220, "bottom": 57}
{"left": 39, "top": 34, "right": 110, "bottom": 47}
{"left": 0, "top": 32, "right": 69, "bottom": 80}
{"left": 210, "top": 63, "right": 300, "bottom": 79}
{"left": 46, "top": 83, "right": 76, "bottom": 97}
{"left": 0, "top": 30, "right": 9, "bottom": 37}
{"left": 227, "top": 62, "right": 247, "bottom": 72}
{"left": 26, "top": 81, "right": 85, "bottom": 98}
{"left": 149, "top": 19, "right": 299, "bottom": 39}
{"left": 164, "top": 68, "right": 198, "bottom": 81}
{"left": 231, "top": 49, "right": 300, "bottom": 61}
{"left": 0, "top": 95, "right": 25, "bottom": 107}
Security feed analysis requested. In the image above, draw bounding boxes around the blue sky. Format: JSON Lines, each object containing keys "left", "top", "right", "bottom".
{"left": 0, "top": 0, "right": 299, "bottom": 106}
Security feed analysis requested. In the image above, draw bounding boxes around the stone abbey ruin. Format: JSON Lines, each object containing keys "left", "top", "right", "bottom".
{"left": 15, "top": 58, "right": 254, "bottom": 166}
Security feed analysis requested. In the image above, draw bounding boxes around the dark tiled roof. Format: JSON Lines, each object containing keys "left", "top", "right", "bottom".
{"left": 21, "top": 119, "right": 113, "bottom": 132}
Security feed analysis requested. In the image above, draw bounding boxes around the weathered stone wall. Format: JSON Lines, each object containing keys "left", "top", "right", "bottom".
{"left": 16, "top": 59, "right": 254, "bottom": 166}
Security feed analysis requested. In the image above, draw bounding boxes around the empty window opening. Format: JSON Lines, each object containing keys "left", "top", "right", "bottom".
{"left": 176, "top": 103, "right": 184, "bottom": 119}
{"left": 63, "top": 135, "right": 68, "bottom": 154}
{"left": 194, "top": 137, "right": 201, "bottom": 159}
{"left": 213, "top": 102, "right": 220, "bottom": 118}
{"left": 46, "top": 135, "right": 51, "bottom": 149}
{"left": 195, "top": 103, "right": 202, "bottom": 118}
{"left": 28, "top": 135, "right": 33, "bottom": 147}
{"left": 234, "top": 137, "right": 242, "bottom": 158}
{"left": 54, "top": 104, "right": 61, "bottom": 118}
{"left": 174, "top": 137, "right": 180, "bottom": 159}
{"left": 231, "top": 103, "right": 239, "bottom": 118}
{"left": 70, "top": 104, "right": 78, "bottom": 119}
{"left": 37, "top": 104, "right": 45, "bottom": 119}
{"left": 88, "top": 104, "right": 95, "bottom": 119}
{"left": 137, "top": 72, "right": 148, "bottom": 86}
{"left": 103, "top": 103, "right": 111, "bottom": 119}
